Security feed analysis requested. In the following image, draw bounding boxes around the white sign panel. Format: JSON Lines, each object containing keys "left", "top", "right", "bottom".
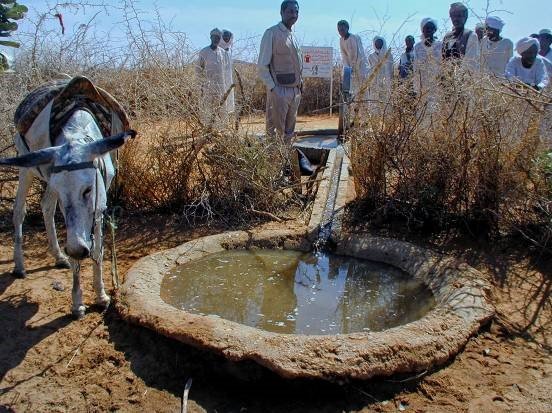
{"left": 301, "top": 46, "right": 333, "bottom": 79}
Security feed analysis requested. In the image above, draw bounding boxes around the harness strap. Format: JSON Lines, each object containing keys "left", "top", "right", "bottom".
{"left": 51, "top": 161, "right": 96, "bottom": 173}
{"left": 17, "top": 133, "right": 46, "bottom": 179}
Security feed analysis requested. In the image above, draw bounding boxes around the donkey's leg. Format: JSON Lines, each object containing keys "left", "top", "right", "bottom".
{"left": 12, "top": 169, "right": 34, "bottom": 278}
{"left": 92, "top": 215, "right": 110, "bottom": 308}
{"left": 41, "top": 184, "right": 70, "bottom": 269}
{"left": 70, "top": 258, "right": 86, "bottom": 318}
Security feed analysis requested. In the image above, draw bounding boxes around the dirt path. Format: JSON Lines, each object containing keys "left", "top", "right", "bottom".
{"left": 0, "top": 214, "right": 550, "bottom": 412}
{"left": 240, "top": 114, "right": 339, "bottom": 135}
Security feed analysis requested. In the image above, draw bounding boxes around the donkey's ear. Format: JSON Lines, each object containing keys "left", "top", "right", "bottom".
{"left": 0, "top": 146, "right": 59, "bottom": 168}
{"left": 83, "top": 130, "right": 137, "bottom": 157}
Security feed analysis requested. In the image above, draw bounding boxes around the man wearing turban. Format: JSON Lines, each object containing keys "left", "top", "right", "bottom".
{"left": 480, "top": 16, "right": 513, "bottom": 76}
{"left": 538, "top": 29, "right": 552, "bottom": 62}
{"left": 220, "top": 29, "right": 235, "bottom": 114}
{"left": 367, "top": 35, "right": 394, "bottom": 114}
{"left": 505, "top": 37, "right": 549, "bottom": 90}
{"left": 413, "top": 18, "right": 443, "bottom": 98}
{"left": 196, "top": 28, "right": 230, "bottom": 117}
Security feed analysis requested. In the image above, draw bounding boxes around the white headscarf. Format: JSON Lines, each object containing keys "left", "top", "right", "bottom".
{"left": 373, "top": 36, "right": 387, "bottom": 54}
{"left": 516, "top": 37, "right": 539, "bottom": 54}
{"left": 485, "top": 16, "right": 505, "bottom": 32}
{"left": 219, "top": 30, "right": 234, "bottom": 50}
{"left": 420, "top": 17, "right": 438, "bottom": 32}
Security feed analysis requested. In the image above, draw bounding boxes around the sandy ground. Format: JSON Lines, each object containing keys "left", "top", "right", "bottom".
{"left": 239, "top": 114, "right": 339, "bottom": 135}
{"left": 0, "top": 117, "right": 550, "bottom": 412}
{"left": 0, "top": 212, "right": 550, "bottom": 413}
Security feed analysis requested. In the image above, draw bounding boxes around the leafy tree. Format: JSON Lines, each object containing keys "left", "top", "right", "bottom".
{"left": 0, "top": 1, "right": 28, "bottom": 48}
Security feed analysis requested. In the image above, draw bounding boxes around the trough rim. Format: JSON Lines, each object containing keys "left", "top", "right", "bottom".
{"left": 118, "top": 228, "right": 494, "bottom": 381}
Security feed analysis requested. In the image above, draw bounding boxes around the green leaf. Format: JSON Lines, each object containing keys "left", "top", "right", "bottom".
{"left": 6, "top": 6, "right": 27, "bottom": 20}
{"left": 0, "top": 39, "right": 19, "bottom": 47}
{"left": 0, "top": 21, "right": 17, "bottom": 31}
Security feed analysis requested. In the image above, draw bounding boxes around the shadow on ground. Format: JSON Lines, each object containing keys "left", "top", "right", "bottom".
{"left": 105, "top": 309, "right": 426, "bottom": 412}
{"left": 0, "top": 289, "right": 72, "bottom": 387}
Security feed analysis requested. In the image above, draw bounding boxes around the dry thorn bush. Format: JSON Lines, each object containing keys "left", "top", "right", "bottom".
{"left": 349, "top": 60, "right": 552, "bottom": 245}
{"left": 0, "top": 1, "right": 306, "bottom": 226}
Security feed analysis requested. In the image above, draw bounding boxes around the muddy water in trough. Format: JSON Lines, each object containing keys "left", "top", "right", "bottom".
{"left": 161, "top": 250, "right": 435, "bottom": 335}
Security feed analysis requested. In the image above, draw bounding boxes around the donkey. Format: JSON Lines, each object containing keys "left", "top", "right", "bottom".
{"left": 0, "top": 81, "right": 135, "bottom": 318}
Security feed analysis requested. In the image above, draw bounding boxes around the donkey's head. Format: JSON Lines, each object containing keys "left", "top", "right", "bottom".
{"left": 0, "top": 129, "right": 135, "bottom": 259}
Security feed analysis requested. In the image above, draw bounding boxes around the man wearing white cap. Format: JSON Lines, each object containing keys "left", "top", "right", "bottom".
{"left": 538, "top": 29, "right": 552, "bottom": 62}
{"left": 481, "top": 16, "right": 513, "bottom": 76}
{"left": 220, "top": 29, "right": 235, "bottom": 114}
{"left": 413, "top": 18, "right": 443, "bottom": 97}
{"left": 505, "top": 37, "right": 549, "bottom": 90}
{"left": 258, "top": 1, "right": 302, "bottom": 142}
{"left": 197, "top": 28, "right": 229, "bottom": 115}
{"left": 442, "top": 2, "right": 480, "bottom": 71}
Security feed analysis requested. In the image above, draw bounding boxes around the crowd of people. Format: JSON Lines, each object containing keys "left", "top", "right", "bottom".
{"left": 346, "top": 2, "right": 550, "bottom": 110}
{"left": 196, "top": 1, "right": 551, "bottom": 141}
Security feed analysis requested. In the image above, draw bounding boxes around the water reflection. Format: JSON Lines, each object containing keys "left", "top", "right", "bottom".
{"left": 161, "top": 250, "right": 435, "bottom": 335}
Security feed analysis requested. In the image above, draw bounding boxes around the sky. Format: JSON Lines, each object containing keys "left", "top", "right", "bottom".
{"left": 7, "top": 0, "right": 552, "bottom": 62}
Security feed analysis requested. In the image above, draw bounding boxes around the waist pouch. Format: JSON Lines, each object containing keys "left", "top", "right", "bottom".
{"left": 276, "top": 73, "right": 296, "bottom": 85}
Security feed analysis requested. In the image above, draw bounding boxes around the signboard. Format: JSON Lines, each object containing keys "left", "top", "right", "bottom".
{"left": 301, "top": 46, "right": 333, "bottom": 79}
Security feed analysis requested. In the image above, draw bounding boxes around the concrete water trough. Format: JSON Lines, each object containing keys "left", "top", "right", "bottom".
{"left": 117, "top": 228, "right": 494, "bottom": 381}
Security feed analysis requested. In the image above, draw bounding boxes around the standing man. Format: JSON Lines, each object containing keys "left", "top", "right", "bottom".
{"left": 413, "top": 18, "right": 442, "bottom": 98}
{"left": 337, "top": 20, "right": 368, "bottom": 100}
{"left": 442, "top": 2, "right": 480, "bottom": 71}
{"left": 197, "top": 28, "right": 228, "bottom": 116}
{"left": 220, "top": 29, "right": 235, "bottom": 114}
{"left": 398, "top": 35, "right": 415, "bottom": 79}
{"left": 538, "top": 29, "right": 552, "bottom": 62}
{"left": 258, "top": 1, "right": 302, "bottom": 142}
{"left": 475, "top": 23, "right": 486, "bottom": 42}
{"left": 367, "top": 36, "right": 393, "bottom": 113}
{"left": 480, "top": 16, "right": 513, "bottom": 76}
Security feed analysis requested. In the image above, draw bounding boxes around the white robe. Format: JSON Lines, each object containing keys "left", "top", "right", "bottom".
{"left": 196, "top": 46, "right": 227, "bottom": 107}
{"left": 413, "top": 40, "right": 442, "bottom": 95}
{"left": 367, "top": 39, "right": 393, "bottom": 112}
{"left": 542, "top": 56, "right": 552, "bottom": 77}
{"left": 339, "top": 34, "right": 369, "bottom": 98}
{"left": 505, "top": 56, "right": 549, "bottom": 90}
{"left": 480, "top": 37, "right": 513, "bottom": 76}
{"left": 221, "top": 47, "right": 235, "bottom": 113}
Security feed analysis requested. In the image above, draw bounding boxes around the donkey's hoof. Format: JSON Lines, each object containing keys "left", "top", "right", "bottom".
{"left": 12, "top": 269, "right": 26, "bottom": 278}
{"left": 96, "top": 295, "right": 111, "bottom": 309}
{"left": 55, "top": 258, "right": 71, "bottom": 269}
{"left": 72, "top": 306, "right": 87, "bottom": 320}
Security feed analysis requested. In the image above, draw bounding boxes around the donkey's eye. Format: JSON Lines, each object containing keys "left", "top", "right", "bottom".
{"left": 83, "top": 187, "right": 92, "bottom": 199}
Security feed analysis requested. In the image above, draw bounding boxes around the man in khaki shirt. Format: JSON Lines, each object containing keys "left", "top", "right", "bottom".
{"left": 257, "top": 1, "right": 302, "bottom": 142}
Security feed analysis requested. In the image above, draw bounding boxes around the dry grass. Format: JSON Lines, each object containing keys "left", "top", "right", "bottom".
{"left": 349, "top": 60, "right": 552, "bottom": 246}
{"left": 0, "top": 1, "right": 312, "bottom": 226}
